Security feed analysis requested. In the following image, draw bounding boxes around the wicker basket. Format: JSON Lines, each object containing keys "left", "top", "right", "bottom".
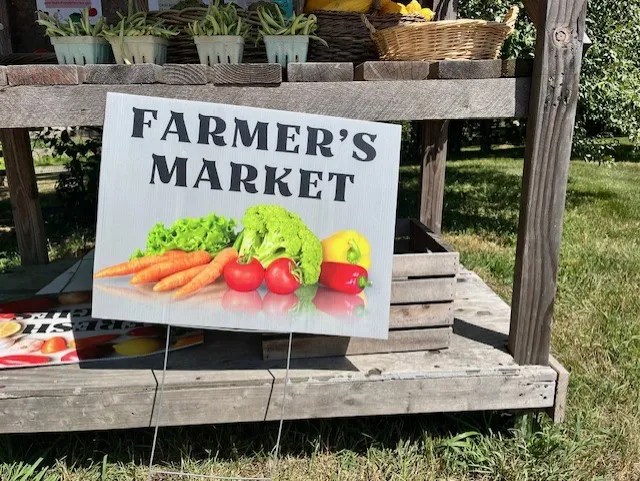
{"left": 309, "top": 11, "right": 426, "bottom": 63}
{"left": 365, "top": 6, "right": 519, "bottom": 61}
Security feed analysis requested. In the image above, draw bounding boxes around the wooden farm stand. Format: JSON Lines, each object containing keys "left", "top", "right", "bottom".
{"left": 0, "top": 0, "right": 584, "bottom": 432}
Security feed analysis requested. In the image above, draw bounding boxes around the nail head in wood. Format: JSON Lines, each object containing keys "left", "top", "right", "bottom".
{"left": 7, "top": 65, "right": 85, "bottom": 86}
{"left": 287, "top": 62, "right": 353, "bottom": 82}
{"left": 207, "top": 63, "right": 282, "bottom": 85}
{"left": 83, "top": 64, "right": 162, "bottom": 84}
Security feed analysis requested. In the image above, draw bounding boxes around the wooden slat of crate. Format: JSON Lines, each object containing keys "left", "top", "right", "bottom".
{"left": 390, "top": 302, "right": 453, "bottom": 329}
{"left": 393, "top": 252, "right": 457, "bottom": 278}
{"left": 391, "top": 276, "right": 455, "bottom": 304}
{"left": 262, "top": 327, "right": 451, "bottom": 360}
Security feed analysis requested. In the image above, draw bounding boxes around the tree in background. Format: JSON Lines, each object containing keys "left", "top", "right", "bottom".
{"left": 459, "top": 0, "right": 640, "bottom": 161}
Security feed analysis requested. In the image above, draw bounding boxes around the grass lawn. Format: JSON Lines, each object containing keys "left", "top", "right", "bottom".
{"left": 1, "top": 152, "right": 639, "bottom": 480}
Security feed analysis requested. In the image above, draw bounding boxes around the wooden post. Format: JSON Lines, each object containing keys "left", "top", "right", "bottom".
{"left": 418, "top": 0, "right": 455, "bottom": 233}
{"left": 0, "top": 0, "right": 11, "bottom": 55}
{"left": 419, "top": 121, "right": 449, "bottom": 233}
{"left": 509, "top": 0, "right": 587, "bottom": 365}
{"left": 1, "top": 129, "right": 49, "bottom": 265}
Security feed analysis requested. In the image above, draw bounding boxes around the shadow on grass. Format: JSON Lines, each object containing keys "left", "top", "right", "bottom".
{"left": 0, "top": 412, "right": 520, "bottom": 472}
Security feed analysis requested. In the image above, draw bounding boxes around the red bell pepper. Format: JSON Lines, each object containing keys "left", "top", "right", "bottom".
{"left": 319, "top": 262, "right": 372, "bottom": 294}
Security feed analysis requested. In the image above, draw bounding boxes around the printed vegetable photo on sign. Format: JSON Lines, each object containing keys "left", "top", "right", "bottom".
{"left": 93, "top": 93, "right": 401, "bottom": 339}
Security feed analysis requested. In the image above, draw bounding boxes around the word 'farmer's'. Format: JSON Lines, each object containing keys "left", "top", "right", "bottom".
{"left": 130, "top": 107, "right": 380, "bottom": 202}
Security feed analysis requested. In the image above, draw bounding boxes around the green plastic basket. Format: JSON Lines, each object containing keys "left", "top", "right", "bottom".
{"left": 194, "top": 36, "right": 244, "bottom": 65}
{"left": 263, "top": 35, "right": 309, "bottom": 67}
{"left": 50, "top": 36, "right": 111, "bottom": 65}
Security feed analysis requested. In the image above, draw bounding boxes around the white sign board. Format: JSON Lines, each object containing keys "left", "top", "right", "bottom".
{"left": 36, "top": 0, "right": 102, "bottom": 20}
{"left": 93, "top": 93, "right": 401, "bottom": 339}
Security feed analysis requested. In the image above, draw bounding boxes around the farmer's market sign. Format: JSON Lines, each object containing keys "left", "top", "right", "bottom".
{"left": 93, "top": 93, "right": 401, "bottom": 339}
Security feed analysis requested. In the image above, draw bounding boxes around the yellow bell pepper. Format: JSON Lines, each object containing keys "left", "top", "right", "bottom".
{"left": 322, "top": 230, "right": 372, "bottom": 270}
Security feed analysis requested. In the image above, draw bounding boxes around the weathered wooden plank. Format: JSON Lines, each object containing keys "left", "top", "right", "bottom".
{"left": 433, "top": 59, "right": 503, "bottom": 79}
{"left": 266, "top": 368, "right": 555, "bottom": 420}
{"left": 6, "top": 65, "right": 85, "bottom": 86}
{"left": 158, "top": 64, "right": 208, "bottom": 85}
{"left": 0, "top": 78, "right": 530, "bottom": 128}
{"left": 390, "top": 302, "right": 454, "bottom": 329}
{"left": 548, "top": 355, "right": 569, "bottom": 423}
{"left": 84, "top": 64, "right": 162, "bottom": 84}
{"left": 509, "top": 0, "right": 588, "bottom": 365}
{"left": 357, "top": 60, "right": 533, "bottom": 81}
{"left": 419, "top": 120, "right": 449, "bottom": 233}
{"left": 409, "top": 219, "right": 456, "bottom": 253}
{"left": 391, "top": 277, "right": 455, "bottom": 304}
{"left": 0, "top": 362, "right": 159, "bottom": 432}
{"left": 355, "top": 61, "right": 433, "bottom": 81}
{"left": 0, "top": 0, "right": 12, "bottom": 56}
{"left": 392, "top": 252, "right": 458, "bottom": 278}
{"left": 262, "top": 328, "right": 452, "bottom": 361}
{"left": 0, "top": 128, "right": 48, "bottom": 265}
{"left": 501, "top": 59, "right": 534, "bottom": 78}
{"left": 207, "top": 63, "right": 282, "bottom": 85}
{"left": 287, "top": 62, "right": 353, "bottom": 82}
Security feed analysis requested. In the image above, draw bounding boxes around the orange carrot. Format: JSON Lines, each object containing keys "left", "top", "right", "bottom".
{"left": 174, "top": 247, "right": 238, "bottom": 299}
{"left": 94, "top": 251, "right": 186, "bottom": 278}
{"left": 131, "top": 251, "right": 212, "bottom": 285}
{"left": 153, "top": 264, "right": 207, "bottom": 292}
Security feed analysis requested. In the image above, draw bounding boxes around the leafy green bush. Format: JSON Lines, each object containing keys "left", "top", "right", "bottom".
{"left": 460, "top": 0, "right": 640, "bottom": 161}
{"left": 36, "top": 128, "right": 102, "bottom": 220}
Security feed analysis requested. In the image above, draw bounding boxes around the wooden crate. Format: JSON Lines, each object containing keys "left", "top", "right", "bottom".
{"left": 262, "top": 219, "right": 458, "bottom": 360}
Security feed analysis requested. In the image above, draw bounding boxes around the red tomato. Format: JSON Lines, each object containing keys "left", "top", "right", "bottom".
{"left": 223, "top": 258, "right": 265, "bottom": 292}
{"left": 222, "top": 290, "right": 262, "bottom": 313}
{"left": 41, "top": 336, "right": 68, "bottom": 354}
{"left": 0, "top": 354, "right": 51, "bottom": 366}
{"left": 262, "top": 292, "right": 298, "bottom": 316}
{"left": 0, "top": 313, "right": 15, "bottom": 320}
{"left": 265, "top": 258, "right": 300, "bottom": 295}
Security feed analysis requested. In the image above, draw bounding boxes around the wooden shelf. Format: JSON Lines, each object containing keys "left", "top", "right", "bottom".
{"left": 0, "top": 79, "right": 530, "bottom": 127}
{"left": 0, "top": 62, "right": 531, "bottom": 127}
{"left": 0, "top": 267, "right": 564, "bottom": 434}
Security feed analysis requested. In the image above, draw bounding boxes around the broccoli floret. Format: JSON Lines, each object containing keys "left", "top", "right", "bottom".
{"left": 233, "top": 205, "right": 322, "bottom": 285}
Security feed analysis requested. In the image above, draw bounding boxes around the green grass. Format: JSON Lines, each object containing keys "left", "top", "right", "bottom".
{"left": 1, "top": 153, "right": 640, "bottom": 480}
{"left": 0, "top": 153, "right": 68, "bottom": 171}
